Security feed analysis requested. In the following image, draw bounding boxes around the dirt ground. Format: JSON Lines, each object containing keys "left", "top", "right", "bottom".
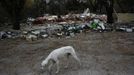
{"left": 0, "top": 32, "right": 134, "bottom": 75}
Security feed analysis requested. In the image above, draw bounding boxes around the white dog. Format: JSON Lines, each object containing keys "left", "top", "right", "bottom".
{"left": 41, "top": 46, "right": 81, "bottom": 73}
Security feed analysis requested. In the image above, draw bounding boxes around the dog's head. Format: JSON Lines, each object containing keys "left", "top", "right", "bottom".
{"left": 41, "top": 60, "right": 48, "bottom": 70}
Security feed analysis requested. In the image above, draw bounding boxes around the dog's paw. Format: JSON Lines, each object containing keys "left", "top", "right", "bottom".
{"left": 55, "top": 71, "right": 59, "bottom": 74}
{"left": 40, "top": 69, "right": 44, "bottom": 73}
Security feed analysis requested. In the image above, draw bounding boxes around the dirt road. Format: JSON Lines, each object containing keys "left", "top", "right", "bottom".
{"left": 0, "top": 32, "right": 134, "bottom": 75}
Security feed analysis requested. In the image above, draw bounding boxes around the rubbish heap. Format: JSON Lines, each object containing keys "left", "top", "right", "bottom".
{"left": 1, "top": 8, "right": 134, "bottom": 41}
{"left": 0, "top": 31, "right": 20, "bottom": 40}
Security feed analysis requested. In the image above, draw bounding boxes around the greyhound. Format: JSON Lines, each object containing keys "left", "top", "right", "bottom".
{"left": 41, "top": 46, "right": 81, "bottom": 73}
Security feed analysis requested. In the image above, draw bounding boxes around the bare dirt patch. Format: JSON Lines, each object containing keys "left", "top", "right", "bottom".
{"left": 0, "top": 32, "right": 134, "bottom": 75}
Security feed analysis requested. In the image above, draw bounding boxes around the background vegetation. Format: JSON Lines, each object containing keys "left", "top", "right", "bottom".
{"left": 0, "top": 0, "right": 134, "bottom": 30}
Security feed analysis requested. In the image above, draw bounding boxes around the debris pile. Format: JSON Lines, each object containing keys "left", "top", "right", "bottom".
{"left": 1, "top": 22, "right": 134, "bottom": 41}
{"left": 27, "top": 8, "right": 107, "bottom": 25}
{"left": 115, "top": 23, "right": 134, "bottom": 32}
{"left": 1, "top": 8, "right": 134, "bottom": 41}
{"left": 0, "top": 31, "right": 20, "bottom": 40}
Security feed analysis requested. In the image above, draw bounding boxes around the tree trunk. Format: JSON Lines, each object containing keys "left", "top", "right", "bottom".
{"left": 12, "top": 20, "right": 20, "bottom": 30}
{"left": 12, "top": 14, "right": 21, "bottom": 30}
{"left": 106, "top": 7, "right": 114, "bottom": 23}
{"left": 106, "top": 0, "right": 114, "bottom": 24}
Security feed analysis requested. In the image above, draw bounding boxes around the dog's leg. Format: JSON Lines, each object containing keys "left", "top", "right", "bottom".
{"left": 48, "top": 64, "right": 53, "bottom": 72}
{"left": 55, "top": 60, "right": 60, "bottom": 73}
{"left": 48, "top": 60, "right": 55, "bottom": 72}
{"left": 71, "top": 52, "right": 81, "bottom": 66}
{"left": 65, "top": 53, "right": 70, "bottom": 68}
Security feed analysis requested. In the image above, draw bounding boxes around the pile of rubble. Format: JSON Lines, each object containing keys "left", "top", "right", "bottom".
{"left": 0, "top": 31, "right": 20, "bottom": 40}
{"left": 1, "top": 18, "right": 134, "bottom": 41}
{"left": 27, "top": 8, "right": 107, "bottom": 25}
{"left": 1, "top": 22, "right": 134, "bottom": 41}
{"left": 0, "top": 18, "right": 106, "bottom": 41}
{"left": 115, "top": 22, "right": 134, "bottom": 32}
{"left": 1, "top": 8, "right": 134, "bottom": 41}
